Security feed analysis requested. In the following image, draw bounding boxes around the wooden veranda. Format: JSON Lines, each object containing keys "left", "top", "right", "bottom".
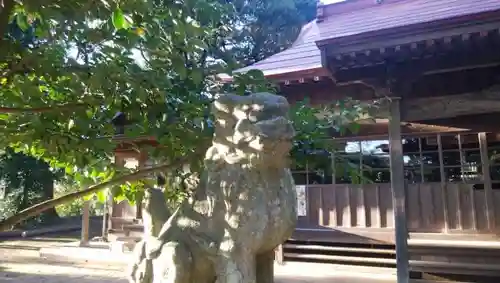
{"left": 226, "top": 0, "right": 500, "bottom": 282}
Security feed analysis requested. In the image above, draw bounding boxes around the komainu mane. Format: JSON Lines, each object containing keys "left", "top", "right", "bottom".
{"left": 129, "top": 92, "right": 298, "bottom": 283}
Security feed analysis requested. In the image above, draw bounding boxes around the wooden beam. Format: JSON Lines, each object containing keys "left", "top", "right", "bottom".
{"left": 414, "top": 112, "right": 500, "bottom": 134}
{"left": 332, "top": 44, "right": 500, "bottom": 83}
{"left": 284, "top": 82, "right": 500, "bottom": 124}
{"left": 331, "top": 119, "right": 470, "bottom": 141}
{"left": 401, "top": 85, "right": 500, "bottom": 121}
{"left": 388, "top": 98, "right": 409, "bottom": 283}
{"left": 423, "top": 62, "right": 500, "bottom": 76}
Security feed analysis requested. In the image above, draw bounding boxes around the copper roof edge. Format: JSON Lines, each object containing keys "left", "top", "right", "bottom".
{"left": 316, "top": 4, "right": 500, "bottom": 47}
{"left": 217, "top": 66, "right": 328, "bottom": 83}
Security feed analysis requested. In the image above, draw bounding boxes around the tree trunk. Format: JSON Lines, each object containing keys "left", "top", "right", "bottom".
{"left": 40, "top": 180, "right": 59, "bottom": 222}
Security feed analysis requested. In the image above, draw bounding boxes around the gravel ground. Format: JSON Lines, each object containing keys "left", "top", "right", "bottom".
{"left": 0, "top": 238, "right": 126, "bottom": 283}
{"left": 0, "top": 238, "right": 395, "bottom": 283}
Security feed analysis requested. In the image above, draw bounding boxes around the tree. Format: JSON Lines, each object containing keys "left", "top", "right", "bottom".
{"left": 0, "top": 0, "right": 373, "bottom": 230}
{"left": 218, "top": 0, "right": 317, "bottom": 67}
{"left": 0, "top": 148, "right": 59, "bottom": 227}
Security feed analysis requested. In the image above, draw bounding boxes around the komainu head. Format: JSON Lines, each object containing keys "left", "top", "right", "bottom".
{"left": 206, "top": 92, "right": 295, "bottom": 168}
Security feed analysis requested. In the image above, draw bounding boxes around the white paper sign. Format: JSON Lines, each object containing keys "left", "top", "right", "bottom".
{"left": 296, "top": 185, "right": 307, "bottom": 216}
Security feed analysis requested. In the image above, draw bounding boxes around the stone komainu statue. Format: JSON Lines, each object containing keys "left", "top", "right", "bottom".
{"left": 129, "top": 92, "right": 298, "bottom": 283}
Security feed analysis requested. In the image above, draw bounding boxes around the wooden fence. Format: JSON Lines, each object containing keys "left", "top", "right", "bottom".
{"left": 299, "top": 183, "right": 500, "bottom": 234}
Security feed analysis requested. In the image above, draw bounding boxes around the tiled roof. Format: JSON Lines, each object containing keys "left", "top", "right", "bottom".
{"left": 233, "top": 0, "right": 500, "bottom": 79}
{"left": 317, "top": 0, "right": 500, "bottom": 44}
{"left": 234, "top": 20, "right": 323, "bottom": 77}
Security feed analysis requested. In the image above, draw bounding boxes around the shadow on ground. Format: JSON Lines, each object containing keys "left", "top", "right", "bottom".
{"left": 0, "top": 244, "right": 40, "bottom": 250}
{"left": 2, "top": 256, "right": 126, "bottom": 272}
{"left": 12, "top": 237, "right": 81, "bottom": 243}
{"left": 0, "top": 270, "right": 391, "bottom": 283}
{"left": 0, "top": 270, "right": 126, "bottom": 283}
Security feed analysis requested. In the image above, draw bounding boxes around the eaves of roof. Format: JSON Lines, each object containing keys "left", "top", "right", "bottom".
{"left": 227, "top": 0, "right": 500, "bottom": 81}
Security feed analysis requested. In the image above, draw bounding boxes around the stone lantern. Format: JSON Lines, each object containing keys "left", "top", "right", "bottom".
{"left": 80, "top": 111, "right": 161, "bottom": 247}
{"left": 106, "top": 113, "right": 160, "bottom": 245}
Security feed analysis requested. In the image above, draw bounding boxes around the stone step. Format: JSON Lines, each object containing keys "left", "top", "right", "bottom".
{"left": 108, "top": 229, "right": 143, "bottom": 239}
{"left": 109, "top": 217, "right": 142, "bottom": 230}
{"left": 108, "top": 230, "right": 142, "bottom": 253}
{"left": 122, "top": 223, "right": 144, "bottom": 231}
{"left": 110, "top": 217, "right": 133, "bottom": 230}
{"left": 109, "top": 239, "right": 138, "bottom": 253}
{"left": 110, "top": 217, "right": 138, "bottom": 224}
{"left": 108, "top": 232, "right": 141, "bottom": 242}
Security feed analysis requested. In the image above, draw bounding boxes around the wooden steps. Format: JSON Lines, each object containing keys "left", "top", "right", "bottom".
{"left": 285, "top": 243, "right": 396, "bottom": 255}
{"left": 283, "top": 240, "right": 396, "bottom": 267}
{"left": 282, "top": 239, "right": 500, "bottom": 282}
{"left": 411, "top": 280, "right": 473, "bottom": 283}
{"left": 285, "top": 252, "right": 395, "bottom": 265}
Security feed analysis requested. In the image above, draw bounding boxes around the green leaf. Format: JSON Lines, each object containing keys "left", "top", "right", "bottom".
{"left": 114, "top": 194, "right": 127, "bottom": 203}
{"left": 83, "top": 194, "right": 93, "bottom": 201}
{"left": 65, "top": 165, "right": 74, "bottom": 174}
{"left": 15, "top": 13, "right": 29, "bottom": 31}
{"left": 96, "top": 190, "right": 107, "bottom": 203}
{"left": 112, "top": 8, "right": 127, "bottom": 30}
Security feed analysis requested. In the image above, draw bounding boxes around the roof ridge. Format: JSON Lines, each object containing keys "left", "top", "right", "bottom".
{"left": 320, "top": 0, "right": 410, "bottom": 17}
{"left": 291, "top": 20, "right": 318, "bottom": 48}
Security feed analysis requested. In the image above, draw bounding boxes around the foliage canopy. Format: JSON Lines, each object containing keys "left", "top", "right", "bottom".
{"left": 0, "top": 148, "right": 59, "bottom": 227}
{"left": 0, "top": 0, "right": 374, "bottom": 229}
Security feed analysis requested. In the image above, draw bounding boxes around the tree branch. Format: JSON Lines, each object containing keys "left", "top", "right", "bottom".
{"left": 0, "top": 103, "right": 87, "bottom": 114}
{"left": 0, "top": 152, "right": 202, "bottom": 231}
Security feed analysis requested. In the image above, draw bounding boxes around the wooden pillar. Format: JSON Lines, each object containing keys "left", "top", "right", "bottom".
{"left": 358, "top": 141, "right": 363, "bottom": 184}
{"left": 388, "top": 98, "right": 409, "bottom": 283}
{"left": 331, "top": 151, "right": 336, "bottom": 184}
{"left": 456, "top": 134, "right": 464, "bottom": 230}
{"left": 437, "top": 134, "right": 449, "bottom": 232}
{"left": 418, "top": 138, "right": 424, "bottom": 183}
{"left": 478, "top": 132, "right": 495, "bottom": 230}
{"left": 80, "top": 200, "right": 90, "bottom": 247}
